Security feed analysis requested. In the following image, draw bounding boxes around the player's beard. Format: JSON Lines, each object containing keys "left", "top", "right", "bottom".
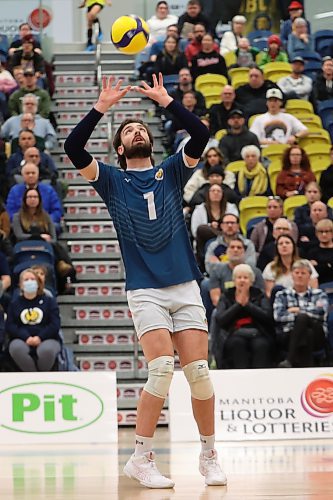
{"left": 123, "top": 141, "right": 152, "bottom": 160}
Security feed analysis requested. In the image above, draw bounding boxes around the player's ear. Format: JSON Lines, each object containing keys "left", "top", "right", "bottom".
{"left": 117, "top": 145, "right": 124, "bottom": 155}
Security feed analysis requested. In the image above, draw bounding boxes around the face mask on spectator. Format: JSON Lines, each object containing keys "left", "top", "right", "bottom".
{"left": 23, "top": 280, "right": 38, "bottom": 294}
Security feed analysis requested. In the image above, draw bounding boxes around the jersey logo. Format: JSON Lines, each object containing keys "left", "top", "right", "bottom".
{"left": 124, "top": 178, "right": 131, "bottom": 183}
{"left": 155, "top": 168, "right": 164, "bottom": 181}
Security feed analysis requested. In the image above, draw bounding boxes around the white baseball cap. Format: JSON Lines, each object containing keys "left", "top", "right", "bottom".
{"left": 266, "top": 88, "right": 283, "bottom": 100}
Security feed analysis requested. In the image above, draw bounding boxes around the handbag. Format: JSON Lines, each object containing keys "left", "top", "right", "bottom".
{"left": 233, "top": 327, "right": 260, "bottom": 339}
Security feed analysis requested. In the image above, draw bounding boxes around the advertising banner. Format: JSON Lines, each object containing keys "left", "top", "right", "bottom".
{"left": 169, "top": 368, "right": 333, "bottom": 442}
{"left": 0, "top": 372, "right": 117, "bottom": 444}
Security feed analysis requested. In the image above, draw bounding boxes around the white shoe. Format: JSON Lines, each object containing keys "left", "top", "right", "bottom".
{"left": 199, "top": 449, "right": 227, "bottom": 486}
{"left": 123, "top": 451, "right": 175, "bottom": 489}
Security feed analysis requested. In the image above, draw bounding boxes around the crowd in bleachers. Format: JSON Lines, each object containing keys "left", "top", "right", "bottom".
{"left": 142, "top": 0, "right": 333, "bottom": 369}
{"left": 0, "top": 21, "right": 76, "bottom": 372}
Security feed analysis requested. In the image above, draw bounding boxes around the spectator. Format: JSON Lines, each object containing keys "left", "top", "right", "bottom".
{"left": 280, "top": 1, "right": 310, "bottom": 47}
{"left": 277, "top": 56, "right": 313, "bottom": 101}
{"left": 205, "top": 213, "right": 256, "bottom": 275}
{"left": 214, "top": 263, "right": 273, "bottom": 369}
{"left": 191, "top": 34, "right": 228, "bottom": 82}
{"left": 298, "top": 201, "right": 329, "bottom": 254}
{"left": 191, "top": 183, "right": 238, "bottom": 269}
{"left": 319, "top": 146, "right": 333, "bottom": 203}
{"left": 307, "top": 219, "right": 333, "bottom": 284}
{"left": 175, "top": 116, "right": 219, "bottom": 154}
{"left": 6, "top": 268, "right": 61, "bottom": 371}
{"left": 184, "top": 146, "right": 235, "bottom": 204}
{"left": 154, "top": 36, "right": 188, "bottom": 76}
{"left": 184, "top": 23, "right": 219, "bottom": 64}
{"left": 287, "top": 17, "right": 314, "bottom": 60}
{"left": 169, "top": 67, "right": 206, "bottom": 114}
{"left": 189, "top": 164, "right": 239, "bottom": 208}
{"left": 8, "top": 35, "right": 45, "bottom": 77}
{"left": 250, "top": 88, "right": 308, "bottom": 145}
{"left": 273, "top": 259, "right": 327, "bottom": 368}
{"left": 149, "top": 25, "right": 187, "bottom": 64}
{"left": 235, "top": 65, "right": 278, "bottom": 118}
{"left": 11, "top": 187, "right": 75, "bottom": 293}
{"left": 11, "top": 66, "right": 25, "bottom": 92}
{"left": 147, "top": 1, "right": 178, "bottom": 43}
{"left": 5, "top": 162, "right": 62, "bottom": 226}
{"left": 209, "top": 85, "right": 241, "bottom": 135}
{"left": 0, "top": 62, "right": 17, "bottom": 96}
{"left": 275, "top": 145, "right": 315, "bottom": 199}
{"left": 6, "top": 129, "right": 37, "bottom": 176}
{"left": 235, "top": 145, "right": 270, "bottom": 197}
{"left": 209, "top": 237, "right": 264, "bottom": 307}
{"left": 0, "top": 249, "right": 11, "bottom": 310}
{"left": 1, "top": 94, "right": 57, "bottom": 150}
{"left": 8, "top": 69, "right": 51, "bottom": 118}
{"left": 0, "top": 199, "right": 12, "bottom": 259}
{"left": 259, "top": 35, "right": 289, "bottom": 68}
{"left": 219, "top": 109, "right": 260, "bottom": 164}
{"left": 313, "top": 56, "right": 333, "bottom": 103}
{"left": 220, "top": 15, "right": 246, "bottom": 56}
{"left": 31, "top": 264, "right": 54, "bottom": 297}
{"left": 177, "top": 0, "right": 212, "bottom": 40}
{"left": 8, "top": 23, "right": 42, "bottom": 56}
{"left": 257, "top": 217, "right": 299, "bottom": 271}
{"left": 294, "top": 182, "right": 332, "bottom": 234}
{"left": 234, "top": 38, "right": 260, "bottom": 68}
{"left": 263, "top": 233, "right": 317, "bottom": 298}
{"left": 251, "top": 197, "right": 292, "bottom": 256}
{"left": 168, "top": 90, "right": 203, "bottom": 148}
{"left": 22, "top": 147, "right": 59, "bottom": 186}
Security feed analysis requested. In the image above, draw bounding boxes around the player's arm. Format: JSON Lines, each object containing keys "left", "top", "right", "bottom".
{"left": 134, "top": 73, "right": 210, "bottom": 167}
{"left": 64, "top": 76, "right": 131, "bottom": 181}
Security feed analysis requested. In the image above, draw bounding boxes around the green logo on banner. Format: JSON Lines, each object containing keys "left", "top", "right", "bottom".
{"left": 0, "top": 382, "right": 104, "bottom": 434}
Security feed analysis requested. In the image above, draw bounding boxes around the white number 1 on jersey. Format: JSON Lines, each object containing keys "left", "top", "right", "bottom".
{"left": 143, "top": 191, "right": 157, "bottom": 220}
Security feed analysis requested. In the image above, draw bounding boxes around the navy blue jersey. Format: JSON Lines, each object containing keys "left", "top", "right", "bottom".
{"left": 91, "top": 151, "right": 201, "bottom": 290}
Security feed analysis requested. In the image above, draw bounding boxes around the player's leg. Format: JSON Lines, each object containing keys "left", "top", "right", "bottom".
{"left": 87, "top": 4, "right": 103, "bottom": 45}
{"left": 124, "top": 288, "right": 176, "bottom": 488}
{"left": 173, "top": 329, "right": 227, "bottom": 486}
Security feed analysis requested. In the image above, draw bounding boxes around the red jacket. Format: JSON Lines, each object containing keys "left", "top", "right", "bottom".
{"left": 276, "top": 169, "right": 316, "bottom": 199}
{"left": 185, "top": 39, "right": 220, "bottom": 63}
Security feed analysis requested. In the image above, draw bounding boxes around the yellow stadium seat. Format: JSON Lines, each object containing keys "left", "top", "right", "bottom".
{"left": 231, "top": 74, "right": 249, "bottom": 89}
{"left": 297, "top": 114, "right": 323, "bottom": 129}
{"left": 327, "top": 197, "right": 333, "bottom": 210}
{"left": 248, "top": 114, "right": 262, "bottom": 128}
{"left": 225, "top": 160, "right": 245, "bottom": 174}
{"left": 267, "top": 160, "right": 282, "bottom": 195}
{"left": 224, "top": 51, "right": 237, "bottom": 68}
{"left": 263, "top": 144, "right": 289, "bottom": 162}
{"left": 263, "top": 62, "right": 292, "bottom": 81}
{"left": 204, "top": 94, "right": 222, "bottom": 108}
{"left": 304, "top": 143, "right": 331, "bottom": 162}
{"left": 311, "top": 161, "right": 329, "bottom": 182}
{"left": 239, "top": 196, "right": 269, "bottom": 235}
{"left": 228, "top": 66, "right": 249, "bottom": 79}
{"left": 215, "top": 129, "right": 227, "bottom": 141}
{"left": 285, "top": 99, "right": 314, "bottom": 114}
{"left": 283, "top": 195, "right": 307, "bottom": 220}
{"left": 299, "top": 129, "right": 331, "bottom": 148}
{"left": 194, "top": 74, "right": 228, "bottom": 95}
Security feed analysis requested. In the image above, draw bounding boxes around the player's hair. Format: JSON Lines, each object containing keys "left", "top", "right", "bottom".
{"left": 113, "top": 119, "right": 154, "bottom": 170}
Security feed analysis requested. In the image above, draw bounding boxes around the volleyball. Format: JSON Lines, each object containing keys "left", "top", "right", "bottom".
{"left": 111, "top": 15, "right": 150, "bottom": 55}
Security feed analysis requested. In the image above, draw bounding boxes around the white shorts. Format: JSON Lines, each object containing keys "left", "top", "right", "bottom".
{"left": 127, "top": 280, "right": 208, "bottom": 339}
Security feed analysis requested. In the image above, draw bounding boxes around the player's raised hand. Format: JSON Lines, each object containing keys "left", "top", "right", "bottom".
{"left": 94, "top": 76, "right": 131, "bottom": 114}
{"left": 133, "top": 73, "right": 173, "bottom": 107}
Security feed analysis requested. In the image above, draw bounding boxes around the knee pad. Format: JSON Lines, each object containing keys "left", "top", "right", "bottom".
{"left": 183, "top": 360, "right": 214, "bottom": 400}
{"left": 144, "top": 356, "right": 174, "bottom": 399}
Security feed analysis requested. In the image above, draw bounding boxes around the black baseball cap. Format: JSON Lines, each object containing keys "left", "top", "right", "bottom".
{"left": 228, "top": 109, "right": 244, "bottom": 118}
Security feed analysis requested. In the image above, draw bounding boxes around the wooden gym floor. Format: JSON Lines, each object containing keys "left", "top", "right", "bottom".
{"left": 0, "top": 428, "right": 333, "bottom": 499}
